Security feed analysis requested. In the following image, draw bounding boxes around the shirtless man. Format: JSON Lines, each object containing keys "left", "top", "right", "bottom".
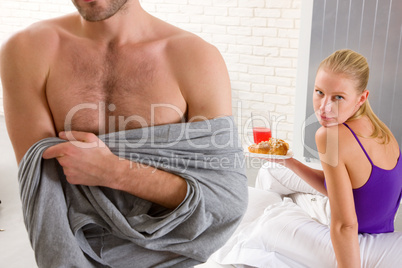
{"left": 1, "top": 0, "right": 232, "bottom": 210}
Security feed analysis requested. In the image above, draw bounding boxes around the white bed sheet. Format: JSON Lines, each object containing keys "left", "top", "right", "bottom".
{"left": 212, "top": 165, "right": 402, "bottom": 267}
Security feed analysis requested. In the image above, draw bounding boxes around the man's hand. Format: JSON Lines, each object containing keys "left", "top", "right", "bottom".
{"left": 42, "top": 131, "right": 120, "bottom": 187}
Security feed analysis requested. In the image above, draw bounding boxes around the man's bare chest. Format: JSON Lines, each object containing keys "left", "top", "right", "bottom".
{"left": 53, "top": 42, "right": 161, "bottom": 99}
{"left": 46, "top": 41, "right": 186, "bottom": 133}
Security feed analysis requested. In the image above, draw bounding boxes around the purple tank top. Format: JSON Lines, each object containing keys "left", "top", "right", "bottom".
{"left": 343, "top": 123, "right": 402, "bottom": 233}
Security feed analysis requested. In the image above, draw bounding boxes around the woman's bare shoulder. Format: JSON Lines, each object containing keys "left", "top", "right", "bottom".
{"left": 315, "top": 123, "right": 356, "bottom": 146}
{"left": 315, "top": 124, "right": 357, "bottom": 167}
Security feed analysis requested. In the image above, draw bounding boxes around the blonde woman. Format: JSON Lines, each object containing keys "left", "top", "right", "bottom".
{"left": 270, "top": 49, "right": 402, "bottom": 267}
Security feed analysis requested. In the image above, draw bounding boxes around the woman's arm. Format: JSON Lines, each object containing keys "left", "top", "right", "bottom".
{"left": 282, "top": 158, "right": 327, "bottom": 195}
{"left": 316, "top": 126, "right": 360, "bottom": 268}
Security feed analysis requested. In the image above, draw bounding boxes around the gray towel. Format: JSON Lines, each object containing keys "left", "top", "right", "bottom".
{"left": 18, "top": 116, "right": 248, "bottom": 268}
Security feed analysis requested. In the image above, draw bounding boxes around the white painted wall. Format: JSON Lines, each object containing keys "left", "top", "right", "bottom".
{"left": 293, "top": 0, "right": 312, "bottom": 160}
{"left": 0, "top": 0, "right": 302, "bottom": 148}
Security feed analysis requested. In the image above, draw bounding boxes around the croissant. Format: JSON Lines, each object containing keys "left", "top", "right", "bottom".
{"left": 248, "top": 138, "right": 289, "bottom": 155}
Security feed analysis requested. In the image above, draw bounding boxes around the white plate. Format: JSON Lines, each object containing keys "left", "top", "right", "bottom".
{"left": 244, "top": 149, "right": 294, "bottom": 160}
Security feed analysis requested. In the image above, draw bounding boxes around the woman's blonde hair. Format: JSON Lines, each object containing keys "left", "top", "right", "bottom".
{"left": 318, "top": 49, "right": 391, "bottom": 143}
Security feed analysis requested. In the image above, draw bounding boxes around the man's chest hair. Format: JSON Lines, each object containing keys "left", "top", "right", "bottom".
{"left": 65, "top": 43, "right": 160, "bottom": 103}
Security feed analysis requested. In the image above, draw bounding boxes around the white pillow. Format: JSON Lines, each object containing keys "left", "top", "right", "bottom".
{"left": 241, "top": 187, "right": 282, "bottom": 225}
{"left": 255, "top": 163, "right": 321, "bottom": 196}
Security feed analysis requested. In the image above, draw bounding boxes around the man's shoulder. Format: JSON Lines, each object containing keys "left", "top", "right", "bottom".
{"left": 161, "top": 25, "right": 223, "bottom": 75}
{"left": 2, "top": 15, "right": 75, "bottom": 56}
{"left": 147, "top": 16, "right": 218, "bottom": 59}
{"left": 0, "top": 14, "right": 77, "bottom": 80}
{"left": 154, "top": 20, "right": 231, "bottom": 118}
{"left": 166, "top": 28, "right": 218, "bottom": 58}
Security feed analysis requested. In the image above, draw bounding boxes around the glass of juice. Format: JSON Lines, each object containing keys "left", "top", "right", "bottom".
{"left": 251, "top": 112, "right": 272, "bottom": 144}
{"left": 253, "top": 127, "right": 272, "bottom": 144}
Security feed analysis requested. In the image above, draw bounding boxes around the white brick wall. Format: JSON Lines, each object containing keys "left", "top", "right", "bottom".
{"left": 0, "top": 0, "right": 301, "bottom": 147}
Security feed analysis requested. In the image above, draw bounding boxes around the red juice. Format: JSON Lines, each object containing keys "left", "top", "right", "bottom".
{"left": 253, "top": 127, "right": 272, "bottom": 144}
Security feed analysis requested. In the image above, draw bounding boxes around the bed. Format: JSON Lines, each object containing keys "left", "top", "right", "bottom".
{"left": 211, "top": 163, "right": 402, "bottom": 267}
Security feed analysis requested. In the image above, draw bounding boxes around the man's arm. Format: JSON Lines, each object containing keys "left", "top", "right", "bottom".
{"left": 42, "top": 130, "right": 188, "bottom": 209}
{"left": 169, "top": 34, "right": 233, "bottom": 120}
{"left": 1, "top": 25, "right": 57, "bottom": 163}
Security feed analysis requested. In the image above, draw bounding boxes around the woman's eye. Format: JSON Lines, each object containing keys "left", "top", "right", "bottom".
{"left": 315, "top": 89, "right": 323, "bottom": 95}
{"left": 334, "top": 95, "right": 344, "bottom": 100}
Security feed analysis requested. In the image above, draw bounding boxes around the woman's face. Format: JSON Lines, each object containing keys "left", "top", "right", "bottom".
{"left": 313, "top": 69, "right": 366, "bottom": 127}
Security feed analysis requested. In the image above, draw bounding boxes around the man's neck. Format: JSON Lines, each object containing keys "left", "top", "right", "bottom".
{"left": 77, "top": 0, "right": 150, "bottom": 45}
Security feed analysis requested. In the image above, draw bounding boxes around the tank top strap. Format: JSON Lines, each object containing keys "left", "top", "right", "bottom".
{"left": 343, "top": 123, "right": 374, "bottom": 165}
